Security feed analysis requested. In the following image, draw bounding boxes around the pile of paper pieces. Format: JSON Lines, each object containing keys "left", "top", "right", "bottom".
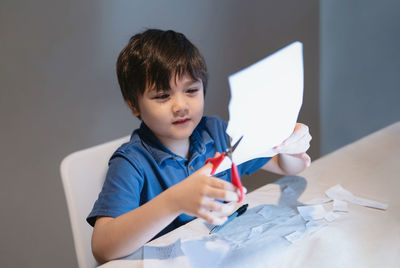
{"left": 289, "top": 183, "right": 388, "bottom": 243}
{"left": 129, "top": 184, "right": 388, "bottom": 268}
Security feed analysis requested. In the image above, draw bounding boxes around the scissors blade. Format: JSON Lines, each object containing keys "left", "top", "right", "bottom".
{"left": 227, "top": 135, "right": 243, "bottom": 159}
{"left": 231, "top": 135, "right": 243, "bottom": 153}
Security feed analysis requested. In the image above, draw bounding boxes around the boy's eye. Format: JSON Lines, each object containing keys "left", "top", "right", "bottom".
{"left": 154, "top": 93, "right": 170, "bottom": 99}
{"left": 186, "top": 88, "right": 199, "bottom": 94}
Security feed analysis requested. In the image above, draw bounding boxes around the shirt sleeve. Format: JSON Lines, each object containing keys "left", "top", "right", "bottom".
{"left": 86, "top": 155, "right": 144, "bottom": 227}
{"left": 237, "top": 157, "right": 271, "bottom": 176}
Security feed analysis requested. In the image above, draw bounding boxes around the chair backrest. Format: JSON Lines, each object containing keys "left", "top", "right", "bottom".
{"left": 60, "top": 135, "right": 130, "bottom": 268}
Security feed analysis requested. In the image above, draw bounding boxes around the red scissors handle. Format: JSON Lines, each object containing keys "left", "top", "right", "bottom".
{"left": 205, "top": 153, "right": 244, "bottom": 203}
{"left": 205, "top": 152, "right": 226, "bottom": 175}
{"left": 231, "top": 163, "right": 244, "bottom": 202}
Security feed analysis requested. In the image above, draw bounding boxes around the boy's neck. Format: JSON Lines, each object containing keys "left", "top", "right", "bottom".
{"left": 163, "top": 138, "right": 190, "bottom": 159}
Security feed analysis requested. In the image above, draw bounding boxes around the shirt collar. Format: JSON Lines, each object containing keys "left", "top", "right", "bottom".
{"left": 137, "top": 117, "right": 214, "bottom": 165}
{"left": 189, "top": 118, "right": 214, "bottom": 158}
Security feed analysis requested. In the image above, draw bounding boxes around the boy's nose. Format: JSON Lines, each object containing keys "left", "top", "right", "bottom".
{"left": 172, "top": 95, "right": 188, "bottom": 115}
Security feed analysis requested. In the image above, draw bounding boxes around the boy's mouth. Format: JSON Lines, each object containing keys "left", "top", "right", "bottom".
{"left": 172, "top": 118, "right": 190, "bottom": 125}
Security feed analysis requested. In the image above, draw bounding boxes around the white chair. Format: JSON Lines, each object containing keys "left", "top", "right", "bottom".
{"left": 60, "top": 135, "right": 130, "bottom": 268}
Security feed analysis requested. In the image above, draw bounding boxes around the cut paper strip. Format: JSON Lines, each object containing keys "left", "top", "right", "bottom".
{"left": 304, "top": 197, "right": 332, "bottom": 205}
{"left": 333, "top": 199, "right": 349, "bottom": 212}
{"left": 284, "top": 230, "right": 305, "bottom": 243}
{"left": 325, "top": 184, "right": 388, "bottom": 210}
{"left": 305, "top": 219, "right": 326, "bottom": 235}
{"left": 305, "top": 219, "right": 319, "bottom": 228}
{"left": 297, "top": 205, "right": 327, "bottom": 221}
{"left": 215, "top": 41, "right": 304, "bottom": 173}
{"left": 247, "top": 225, "right": 264, "bottom": 240}
{"left": 257, "top": 205, "right": 273, "bottom": 219}
{"left": 324, "top": 211, "right": 340, "bottom": 222}
{"left": 256, "top": 204, "right": 296, "bottom": 220}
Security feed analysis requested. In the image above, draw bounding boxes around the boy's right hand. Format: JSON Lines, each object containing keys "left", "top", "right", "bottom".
{"left": 167, "top": 154, "right": 241, "bottom": 226}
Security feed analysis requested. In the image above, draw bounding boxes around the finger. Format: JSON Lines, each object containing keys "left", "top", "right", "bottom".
{"left": 199, "top": 152, "right": 222, "bottom": 176}
{"left": 282, "top": 131, "right": 311, "bottom": 148}
{"left": 201, "top": 199, "right": 236, "bottom": 215}
{"left": 276, "top": 152, "right": 312, "bottom": 167}
{"left": 302, "top": 153, "right": 312, "bottom": 167}
{"left": 273, "top": 132, "right": 308, "bottom": 150}
{"left": 274, "top": 138, "right": 311, "bottom": 154}
{"left": 207, "top": 177, "right": 237, "bottom": 192}
{"left": 274, "top": 144, "right": 306, "bottom": 155}
{"left": 281, "top": 124, "right": 310, "bottom": 146}
{"left": 205, "top": 186, "right": 239, "bottom": 202}
{"left": 236, "top": 186, "right": 247, "bottom": 196}
{"left": 197, "top": 208, "right": 228, "bottom": 226}
{"left": 242, "top": 186, "right": 248, "bottom": 194}
{"left": 199, "top": 161, "right": 214, "bottom": 176}
{"left": 294, "top": 123, "right": 308, "bottom": 134}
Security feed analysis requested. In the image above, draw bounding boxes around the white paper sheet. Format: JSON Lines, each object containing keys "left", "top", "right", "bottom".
{"left": 305, "top": 219, "right": 326, "bottom": 235}
{"left": 324, "top": 211, "right": 340, "bottom": 222}
{"left": 297, "top": 205, "right": 327, "bottom": 221}
{"left": 304, "top": 197, "right": 332, "bottom": 205}
{"left": 333, "top": 199, "right": 349, "bottom": 212}
{"left": 215, "top": 42, "right": 304, "bottom": 173}
{"left": 247, "top": 225, "right": 264, "bottom": 240}
{"left": 325, "top": 184, "right": 388, "bottom": 210}
{"left": 284, "top": 230, "right": 305, "bottom": 243}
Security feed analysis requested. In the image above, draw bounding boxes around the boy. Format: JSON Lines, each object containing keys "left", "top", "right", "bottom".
{"left": 87, "top": 29, "right": 312, "bottom": 264}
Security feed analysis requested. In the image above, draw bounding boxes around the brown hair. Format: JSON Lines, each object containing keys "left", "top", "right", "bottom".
{"left": 116, "top": 29, "right": 208, "bottom": 112}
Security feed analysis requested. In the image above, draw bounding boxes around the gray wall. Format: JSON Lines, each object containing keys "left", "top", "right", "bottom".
{"left": 0, "top": 1, "right": 319, "bottom": 267}
{"left": 320, "top": 0, "right": 400, "bottom": 154}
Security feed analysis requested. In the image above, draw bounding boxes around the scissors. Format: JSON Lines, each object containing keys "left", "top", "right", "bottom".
{"left": 206, "top": 135, "right": 244, "bottom": 202}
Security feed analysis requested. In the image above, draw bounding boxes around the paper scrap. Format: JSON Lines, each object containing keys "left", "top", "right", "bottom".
{"left": 305, "top": 219, "right": 326, "bottom": 235}
{"left": 247, "top": 225, "right": 264, "bottom": 240}
{"left": 284, "top": 230, "right": 305, "bottom": 243}
{"left": 325, "top": 184, "right": 388, "bottom": 210}
{"left": 215, "top": 42, "right": 304, "bottom": 173}
{"left": 304, "top": 197, "right": 332, "bottom": 205}
{"left": 297, "top": 205, "right": 327, "bottom": 221}
{"left": 324, "top": 211, "right": 340, "bottom": 222}
{"left": 257, "top": 205, "right": 273, "bottom": 219}
{"left": 333, "top": 199, "right": 349, "bottom": 212}
{"left": 257, "top": 204, "right": 296, "bottom": 220}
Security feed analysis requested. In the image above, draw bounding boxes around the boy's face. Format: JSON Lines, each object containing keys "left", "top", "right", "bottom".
{"left": 133, "top": 73, "right": 204, "bottom": 148}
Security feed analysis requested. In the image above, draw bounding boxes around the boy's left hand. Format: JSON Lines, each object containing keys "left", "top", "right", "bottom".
{"left": 273, "top": 123, "right": 312, "bottom": 166}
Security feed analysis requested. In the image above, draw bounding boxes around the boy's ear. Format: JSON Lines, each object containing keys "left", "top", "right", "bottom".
{"left": 126, "top": 101, "right": 140, "bottom": 117}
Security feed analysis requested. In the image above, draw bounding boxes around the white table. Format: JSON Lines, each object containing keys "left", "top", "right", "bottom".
{"left": 100, "top": 121, "right": 400, "bottom": 268}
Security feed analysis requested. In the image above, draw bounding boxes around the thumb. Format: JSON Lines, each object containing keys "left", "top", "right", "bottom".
{"left": 301, "top": 153, "right": 311, "bottom": 167}
{"left": 201, "top": 161, "right": 214, "bottom": 176}
{"left": 201, "top": 152, "right": 222, "bottom": 176}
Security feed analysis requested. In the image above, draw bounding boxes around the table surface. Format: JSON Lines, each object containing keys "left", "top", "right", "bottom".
{"left": 100, "top": 121, "right": 400, "bottom": 268}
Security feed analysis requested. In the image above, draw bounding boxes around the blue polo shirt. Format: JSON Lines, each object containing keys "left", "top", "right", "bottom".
{"left": 87, "top": 116, "right": 270, "bottom": 239}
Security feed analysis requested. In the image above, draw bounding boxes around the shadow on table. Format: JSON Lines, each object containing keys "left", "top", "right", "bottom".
{"left": 274, "top": 175, "right": 307, "bottom": 209}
